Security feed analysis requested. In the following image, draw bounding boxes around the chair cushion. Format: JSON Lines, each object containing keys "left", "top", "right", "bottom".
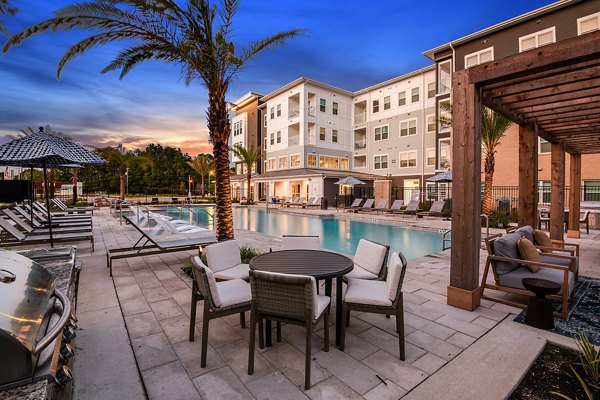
{"left": 386, "top": 252, "right": 403, "bottom": 301}
{"left": 493, "top": 233, "right": 522, "bottom": 275}
{"left": 282, "top": 236, "right": 320, "bottom": 250}
{"left": 205, "top": 240, "right": 241, "bottom": 272}
{"left": 344, "top": 265, "right": 378, "bottom": 280}
{"left": 192, "top": 257, "right": 221, "bottom": 306}
{"left": 515, "top": 226, "right": 534, "bottom": 243}
{"left": 314, "top": 295, "right": 330, "bottom": 320}
{"left": 533, "top": 230, "right": 553, "bottom": 248}
{"left": 497, "top": 266, "right": 575, "bottom": 296}
{"left": 517, "top": 238, "right": 541, "bottom": 273}
{"left": 214, "top": 263, "right": 249, "bottom": 281}
{"left": 540, "top": 254, "right": 578, "bottom": 274}
{"left": 216, "top": 279, "right": 251, "bottom": 308}
{"left": 353, "top": 239, "right": 387, "bottom": 276}
{"left": 345, "top": 279, "right": 391, "bottom": 306}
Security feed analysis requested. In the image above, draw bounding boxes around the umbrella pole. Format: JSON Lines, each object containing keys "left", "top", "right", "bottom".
{"left": 30, "top": 166, "right": 34, "bottom": 225}
{"left": 43, "top": 162, "right": 54, "bottom": 247}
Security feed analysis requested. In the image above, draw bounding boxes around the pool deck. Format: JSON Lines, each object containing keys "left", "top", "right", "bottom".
{"left": 25, "top": 207, "right": 600, "bottom": 399}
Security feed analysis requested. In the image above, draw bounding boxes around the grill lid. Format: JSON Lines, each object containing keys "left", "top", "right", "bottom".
{"left": 0, "top": 250, "right": 55, "bottom": 352}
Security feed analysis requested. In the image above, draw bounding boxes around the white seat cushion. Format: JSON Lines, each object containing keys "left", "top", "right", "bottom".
{"left": 386, "top": 252, "right": 403, "bottom": 301}
{"left": 192, "top": 256, "right": 222, "bottom": 306}
{"left": 344, "top": 279, "right": 391, "bottom": 306}
{"left": 314, "top": 295, "right": 330, "bottom": 320}
{"left": 205, "top": 240, "right": 242, "bottom": 273}
{"left": 353, "top": 239, "right": 387, "bottom": 276}
{"left": 214, "top": 263, "right": 250, "bottom": 281}
{"left": 344, "top": 265, "right": 378, "bottom": 280}
{"left": 216, "top": 279, "right": 251, "bottom": 308}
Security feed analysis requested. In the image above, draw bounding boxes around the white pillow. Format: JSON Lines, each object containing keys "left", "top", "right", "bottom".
{"left": 192, "top": 256, "right": 221, "bottom": 307}
{"left": 353, "top": 239, "right": 387, "bottom": 276}
{"left": 205, "top": 240, "right": 241, "bottom": 272}
{"left": 386, "top": 252, "right": 404, "bottom": 301}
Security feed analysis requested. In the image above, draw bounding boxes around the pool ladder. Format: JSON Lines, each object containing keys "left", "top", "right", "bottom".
{"left": 174, "top": 204, "right": 216, "bottom": 230}
{"left": 440, "top": 214, "right": 491, "bottom": 251}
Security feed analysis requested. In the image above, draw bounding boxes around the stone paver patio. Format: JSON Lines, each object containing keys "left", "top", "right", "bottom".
{"left": 67, "top": 207, "right": 599, "bottom": 399}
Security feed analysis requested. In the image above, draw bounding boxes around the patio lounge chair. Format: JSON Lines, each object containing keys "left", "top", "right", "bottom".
{"left": 345, "top": 198, "right": 363, "bottom": 212}
{"left": 370, "top": 199, "right": 389, "bottom": 213}
{"left": 480, "top": 232, "right": 577, "bottom": 318}
{"left": 417, "top": 200, "right": 446, "bottom": 218}
{"left": 248, "top": 270, "right": 330, "bottom": 390}
{"left": 281, "top": 235, "right": 320, "bottom": 250}
{"left": 305, "top": 197, "right": 322, "bottom": 208}
{"left": 395, "top": 199, "right": 421, "bottom": 216}
{"left": 386, "top": 199, "right": 404, "bottom": 213}
{"left": 0, "top": 217, "right": 95, "bottom": 251}
{"left": 32, "top": 203, "right": 92, "bottom": 222}
{"left": 357, "top": 198, "right": 375, "bottom": 212}
{"left": 106, "top": 215, "right": 216, "bottom": 276}
{"left": 52, "top": 198, "right": 94, "bottom": 214}
{"left": 152, "top": 215, "right": 208, "bottom": 234}
{"left": 2, "top": 209, "right": 91, "bottom": 234}
{"left": 341, "top": 251, "right": 407, "bottom": 360}
{"left": 191, "top": 256, "right": 251, "bottom": 368}
{"left": 14, "top": 206, "right": 91, "bottom": 228}
{"left": 344, "top": 239, "right": 390, "bottom": 281}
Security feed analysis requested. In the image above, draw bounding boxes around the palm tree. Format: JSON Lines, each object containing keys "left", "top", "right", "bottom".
{"left": 98, "top": 146, "right": 131, "bottom": 200}
{"left": 232, "top": 143, "right": 260, "bottom": 203}
{"left": 187, "top": 154, "right": 214, "bottom": 197}
{"left": 3, "top": 0, "right": 302, "bottom": 241}
{"left": 0, "top": 0, "right": 18, "bottom": 37}
{"left": 438, "top": 104, "right": 512, "bottom": 215}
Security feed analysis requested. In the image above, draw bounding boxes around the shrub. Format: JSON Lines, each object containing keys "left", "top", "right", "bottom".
{"left": 485, "top": 210, "right": 510, "bottom": 228}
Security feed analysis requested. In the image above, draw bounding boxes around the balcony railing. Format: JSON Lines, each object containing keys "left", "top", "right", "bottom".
{"left": 354, "top": 139, "right": 366, "bottom": 150}
{"left": 438, "top": 78, "right": 451, "bottom": 95}
{"left": 307, "top": 136, "right": 316, "bottom": 146}
{"left": 354, "top": 112, "right": 366, "bottom": 124}
{"left": 307, "top": 106, "right": 316, "bottom": 116}
{"left": 288, "top": 136, "right": 300, "bottom": 146}
{"left": 288, "top": 106, "right": 300, "bottom": 119}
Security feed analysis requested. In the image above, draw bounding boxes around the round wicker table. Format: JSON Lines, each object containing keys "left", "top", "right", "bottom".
{"left": 250, "top": 249, "right": 353, "bottom": 346}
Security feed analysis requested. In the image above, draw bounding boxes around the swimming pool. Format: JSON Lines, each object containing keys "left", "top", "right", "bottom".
{"left": 160, "top": 206, "right": 444, "bottom": 260}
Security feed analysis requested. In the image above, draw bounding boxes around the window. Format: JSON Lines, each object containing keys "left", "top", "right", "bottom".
{"left": 233, "top": 120, "right": 243, "bottom": 136}
{"left": 374, "top": 125, "right": 389, "bottom": 141}
{"left": 519, "top": 28, "right": 555, "bottom": 52}
{"left": 267, "top": 158, "right": 276, "bottom": 171}
{"left": 465, "top": 47, "right": 494, "bottom": 68}
{"left": 270, "top": 132, "right": 274, "bottom": 145}
{"left": 319, "top": 155, "right": 339, "bottom": 169}
{"left": 539, "top": 138, "right": 551, "bottom": 154}
{"left": 384, "top": 96, "right": 391, "bottom": 110}
{"left": 426, "top": 115, "right": 436, "bottom": 133}
{"left": 398, "top": 91, "right": 406, "bottom": 106}
{"left": 276, "top": 131, "right": 281, "bottom": 144}
{"left": 264, "top": 114, "right": 267, "bottom": 127}
{"left": 332, "top": 102, "right": 338, "bottom": 115}
{"left": 276, "top": 104, "right": 281, "bottom": 117}
{"left": 583, "top": 180, "right": 600, "bottom": 201}
{"left": 374, "top": 155, "right": 388, "bottom": 170}
{"left": 439, "top": 99, "right": 451, "bottom": 132}
{"left": 332, "top": 129, "right": 338, "bottom": 143}
{"left": 426, "top": 148, "right": 436, "bottom": 167}
{"left": 263, "top": 137, "right": 267, "bottom": 150}
{"left": 578, "top": 12, "right": 600, "bottom": 35}
{"left": 439, "top": 140, "right": 450, "bottom": 169}
{"left": 319, "top": 127, "right": 326, "bottom": 141}
{"left": 399, "top": 151, "right": 417, "bottom": 168}
{"left": 319, "top": 98, "right": 326, "bottom": 112}
{"left": 400, "top": 119, "right": 417, "bottom": 137}
{"left": 307, "top": 154, "right": 317, "bottom": 167}
{"left": 340, "top": 158, "right": 349, "bottom": 170}
{"left": 438, "top": 59, "right": 452, "bottom": 94}
{"left": 270, "top": 107, "right": 275, "bottom": 119}
{"left": 236, "top": 164, "right": 243, "bottom": 175}
{"left": 372, "top": 100, "right": 379, "bottom": 113}
{"left": 290, "top": 154, "right": 301, "bottom": 168}
{"left": 278, "top": 156, "right": 288, "bottom": 169}
{"left": 427, "top": 82, "right": 436, "bottom": 98}
{"left": 411, "top": 87, "right": 419, "bottom": 103}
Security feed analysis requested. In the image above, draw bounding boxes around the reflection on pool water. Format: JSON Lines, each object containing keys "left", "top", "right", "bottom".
{"left": 161, "top": 206, "right": 444, "bottom": 260}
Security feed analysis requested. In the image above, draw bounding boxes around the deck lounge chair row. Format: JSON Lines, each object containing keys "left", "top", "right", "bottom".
{"left": 346, "top": 198, "right": 434, "bottom": 216}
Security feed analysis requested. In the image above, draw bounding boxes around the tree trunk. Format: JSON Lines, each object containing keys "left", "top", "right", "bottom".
{"left": 246, "top": 168, "right": 252, "bottom": 203}
{"left": 120, "top": 173, "right": 126, "bottom": 200}
{"left": 483, "top": 152, "right": 495, "bottom": 215}
{"left": 72, "top": 170, "right": 78, "bottom": 205}
{"left": 208, "top": 88, "right": 234, "bottom": 241}
{"left": 201, "top": 176, "right": 205, "bottom": 197}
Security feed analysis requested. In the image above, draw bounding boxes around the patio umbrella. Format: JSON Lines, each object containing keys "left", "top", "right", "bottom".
{"left": 0, "top": 128, "right": 105, "bottom": 246}
{"left": 334, "top": 176, "right": 366, "bottom": 186}
{"left": 426, "top": 170, "right": 453, "bottom": 183}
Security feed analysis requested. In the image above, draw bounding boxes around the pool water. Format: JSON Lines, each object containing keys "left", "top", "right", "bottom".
{"left": 162, "top": 206, "right": 444, "bottom": 260}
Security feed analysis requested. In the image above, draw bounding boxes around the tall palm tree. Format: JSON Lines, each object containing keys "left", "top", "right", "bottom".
{"left": 3, "top": 0, "right": 302, "bottom": 241}
{"left": 0, "top": 0, "right": 18, "bottom": 37}
{"left": 232, "top": 143, "right": 260, "bottom": 203}
{"left": 439, "top": 104, "right": 512, "bottom": 215}
{"left": 98, "top": 146, "right": 131, "bottom": 200}
{"left": 187, "top": 154, "right": 214, "bottom": 197}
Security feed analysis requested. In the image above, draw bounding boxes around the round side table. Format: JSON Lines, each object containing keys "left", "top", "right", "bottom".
{"left": 522, "top": 278, "right": 561, "bottom": 329}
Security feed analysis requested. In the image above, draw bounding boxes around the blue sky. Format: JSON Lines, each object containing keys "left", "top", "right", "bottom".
{"left": 0, "top": 0, "right": 553, "bottom": 155}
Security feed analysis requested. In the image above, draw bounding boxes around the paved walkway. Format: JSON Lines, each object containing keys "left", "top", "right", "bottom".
{"left": 70, "top": 207, "right": 599, "bottom": 400}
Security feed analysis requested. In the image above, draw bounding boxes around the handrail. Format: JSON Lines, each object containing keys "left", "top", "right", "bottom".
{"left": 178, "top": 204, "right": 216, "bottom": 230}
{"left": 442, "top": 230, "right": 451, "bottom": 250}
{"left": 117, "top": 200, "right": 133, "bottom": 224}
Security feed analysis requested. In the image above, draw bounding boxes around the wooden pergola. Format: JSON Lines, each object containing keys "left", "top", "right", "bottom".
{"left": 448, "top": 29, "right": 600, "bottom": 311}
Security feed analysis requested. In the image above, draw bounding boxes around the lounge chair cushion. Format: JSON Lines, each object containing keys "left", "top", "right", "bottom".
{"left": 205, "top": 240, "right": 241, "bottom": 272}
{"left": 214, "top": 263, "right": 250, "bottom": 281}
{"left": 517, "top": 238, "right": 541, "bottom": 273}
{"left": 386, "top": 252, "right": 403, "bottom": 301}
{"left": 345, "top": 279, "right": 391, "bottom": 306}
{"left": 344, "top": 265, "right": 378, "bottom": 280}
{"left": 493, "top": 232, "right": 522, "bottom": 275}
{"left": 216, "top": 279, "right": 251, "bottom": 308}
{"left": 515, "top": 226, "right": 534, "bottom": 243}
{"left": 353, "top": 239, "right": 387, "bottom": 276}
{"left": 498, "top": 266, "right": 575, "bottom": 295}
{"left": 540, "top": 254, "right": 578, "bottom": 274}
{"left": 533, "top": 230, "right": 553, "bottom": 248}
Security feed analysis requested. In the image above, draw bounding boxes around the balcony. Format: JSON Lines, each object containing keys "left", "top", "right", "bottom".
{"left": 354, "top": 112, "right": 366, "bottom": 125}
{"left": 354, "top": 139, "right": 366, "bottom": 150}
{"left": 288, "top": 136, "right": 300, "bottom": 146}
{"left": 307, "top": 105, "right": 316, "bottom": 117}
{"left": 288, "top": 106, "right": 300, "bottom": 119}
{"left": 438, "top": 78, "right": 451, "bottom": 95}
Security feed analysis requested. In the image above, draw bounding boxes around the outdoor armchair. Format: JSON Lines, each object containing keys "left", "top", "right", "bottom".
{"left": 341, "top": 252, "right": 407, "bottom": 360}
{"left": 344, "top": 239, "right": 390, "bottom": 281}
{"left": 203, "top": 239, "right": 250, "bottom": 281}
{"left": 579, "top": 210, "right": 591, "bottom": 235}
{"left": 281, "top": 235, "right": 320, "bottom": 250}
{"left": 191, "top": 256, "right": 251, "bottom": 368}
{"left": 248, "top": 270, "right": 330, "bottom": 390}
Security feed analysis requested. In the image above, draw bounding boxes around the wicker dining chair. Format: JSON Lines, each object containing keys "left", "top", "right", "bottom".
{"left": 343, "top": 238, "right": 390, "bottom": 281}
{"left": 341, "top": 252, "right": 408, "bottom": 360}
{"left": 248, "top": 270, "right": 330, "bottom": 390}
{"left": 191, "top": 256, "right": 251, "bottom": 368}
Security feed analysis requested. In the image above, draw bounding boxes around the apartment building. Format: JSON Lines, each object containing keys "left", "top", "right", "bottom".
{"left": 423, "top": 0, "right": 600, "bottom": 193}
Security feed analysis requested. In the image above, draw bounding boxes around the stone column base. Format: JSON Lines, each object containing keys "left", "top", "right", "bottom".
{"left": 447, "top": 285, "right": 481, "bottom": 311}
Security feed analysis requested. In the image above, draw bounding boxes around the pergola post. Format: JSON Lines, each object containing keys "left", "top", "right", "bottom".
{"left": 448, "top": 70, "right": 481, "bottom": 311}
{"left": 567, "top": 153, "right": 581, "bottom": 238}
{"left": 518, "top": 124, "right": 538, "bottom": 228}
{"left": 550, "top": 143, "right": 565, "bottom": 241}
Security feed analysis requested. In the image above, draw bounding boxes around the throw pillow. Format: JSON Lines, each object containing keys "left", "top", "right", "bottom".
{"left": 533, "top": 229, "right": 553, "bottom": 248}
{"left": 517, "top": 237, "right": 541, "bottom": 273}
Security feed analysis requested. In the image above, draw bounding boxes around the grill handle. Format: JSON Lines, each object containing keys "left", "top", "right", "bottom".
{"left": 32, "top": 289, "right": 72, "bottom": 356}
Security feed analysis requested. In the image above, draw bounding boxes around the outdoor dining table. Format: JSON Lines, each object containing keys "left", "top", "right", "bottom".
{"left": 249, "top": 249, "right": 354, "bottom": 347}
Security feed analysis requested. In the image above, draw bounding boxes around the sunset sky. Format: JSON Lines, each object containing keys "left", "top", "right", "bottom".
{"left": 0, "top": 0, "right": 552, "bottom": 156}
